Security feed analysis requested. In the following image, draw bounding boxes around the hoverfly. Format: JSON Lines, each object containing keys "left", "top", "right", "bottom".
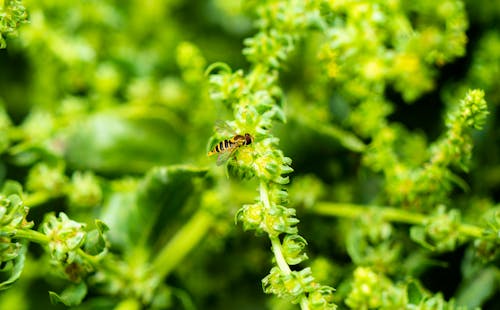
{"left": 208, "top": 121, "right": 253, "bottom": 166}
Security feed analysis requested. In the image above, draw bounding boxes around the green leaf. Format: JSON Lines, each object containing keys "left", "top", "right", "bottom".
{"left": 409, "top": 226, "right": 435, "bottom": 251}
{"left": 456, "top": 267, "right": 498, "bottom": 309}
{"left": 83, "top": 220, "right": 109, "bottom": 255}
{"left": 100, "top": 165, "right": 207, "bottom": 251}
{"left": 83, "top": 231, "right": 105, "bottom": 256}
{"left": 95, "top": 219, "right": 109, "bottom": 234}
{"left": 1, "top": 180, "right": 23, "bottom": 196}
{"left": 136, "top": 165, "right": 207, "bottom": 245}
{"left": 65, "top": 114, "right": 184, "bottom": 174}
{"left": 99, "top": 186, "right": 137, "bottom": 250}
{"left": 49, "top": 282, "right": 88, "bottom": 306}
{"left": 0, "top": 242, "right": 27, "bottom": 290}
{"left": 406, "top": 280, "right": 425, "bottom": 305}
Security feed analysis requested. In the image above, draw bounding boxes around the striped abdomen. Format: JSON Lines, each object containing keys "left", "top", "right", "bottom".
{"left": 209, "top": 139, "right": 236, "bottom": 155}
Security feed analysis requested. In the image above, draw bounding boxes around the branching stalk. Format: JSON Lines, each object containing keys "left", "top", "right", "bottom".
{"left": 312, "top": 202, "right": 484, "bottom": 238}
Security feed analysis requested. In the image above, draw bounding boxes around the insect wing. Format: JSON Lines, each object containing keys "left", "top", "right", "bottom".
{"left": 216, "top": 145, "right": 238, "bottom": 166}
{"left": 214, "top": 120, "right": 236, "bottom": 137}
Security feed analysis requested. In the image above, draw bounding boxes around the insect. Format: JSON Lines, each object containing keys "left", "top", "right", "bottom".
{"left": 208, "top": 122, "right": 253, "bottom": 166}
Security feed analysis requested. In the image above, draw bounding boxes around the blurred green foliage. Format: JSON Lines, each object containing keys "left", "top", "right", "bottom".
{"left": 0, "top": 0, "right": 499, "bottom": 309}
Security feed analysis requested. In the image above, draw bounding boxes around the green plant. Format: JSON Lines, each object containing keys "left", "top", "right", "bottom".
{"left": 0, "top": 0, "right": 499, "bottom": 309}
{"left": 0, "top": 0, "right": 27, "bottom": 48}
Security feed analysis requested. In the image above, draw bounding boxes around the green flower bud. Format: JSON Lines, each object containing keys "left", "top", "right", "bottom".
{"left": 282, "top": 234, "right": 308, "bottom": 265}
{"left": 265, "top": 205, "right": 299, "bottom": 236}
{"left": 208, "top": 69, "right": 246, "bottom": 107}
{"left": 237, "top": 203, "right": 265, "bottom": 233}
{"left": 410, "top": 205, "right": 464, "bottom": 252}
{"left": 0, "top": 0, "right": 28, "bottom": 49}
{"left": 68, "top": 171, "right": 102, "bottom": 209}
{"left": 262, "top": 267, "right": 316, "bottom": 304}
{"left": 0, "top": 184, "right": 32, "bottom": 266}
{"left": 0, "top": 193, "right": 32, "bottom": 229}
{"left": 0, "top": 240, "right": 22, "bottom": 263}
{"left": 308, "top": 286, "right": 337, "bottom": 310}
{"left": 269, "top": 187, "right": 289, "bottom": 206}
{"left": 41, "top": 212, "right": 86, "bottom": 264}
{"left": 26, "top": 162, "right": 68, "bottom": 196}
{"left": 460, "top": 89, "right": 489, "bottom": 130}
{"left": 346, "top": 267, "right": 384, "bottom": 309}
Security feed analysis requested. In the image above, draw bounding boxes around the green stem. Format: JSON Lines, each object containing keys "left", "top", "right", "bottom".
{"left": 261, "top": 181, "right": 291, "bottom": 274}
{"left": 312, "top": 202, "right": 484, "bottom": 238}
{"left": 0, "top": 228, "right": 50, "bottom": 244}
{"left": 300, "top": 296, "right": 310, "bottom": 310}
{"left": 248, "top": 64, "right": 267, "bottom": 90}
{"left": 458, "top": 223, "right": 483, "bottom": 238}
{"left": 149, "top": 209, "right": 214, "bottom": 280}
{"left": 293, "top": 113, "right": 367, "bottom": 153}
{"left": 270, "top": 235, "right": 291, "bottom": 275}
{"left": 259, "top": 181, "right": 271, "bottom": 209}
{"left": 313, "top": 202, "right": 426, "bottom": 224}
{"left": 76, "top": 248, "right": 105, "bottom": 267}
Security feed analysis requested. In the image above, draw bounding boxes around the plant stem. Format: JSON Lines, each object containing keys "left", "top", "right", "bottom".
{"left": 76, "top": 248, "right": 101, "bottom": 266}
{"left": 293, "top": 113, "right": 367, "bottom": 153}
{"left": 300, "top": 296, "right": 310, "bottom": 310}
{"left": 259, "top": 181, "right": 271, "bottom": 210}
{"left": 311, "top": 202, "right": 484, "bottom": 238}
{"left": 270, "top": 235, "right": 291, "bottom": 275}
{"left": 313, "top": 202, "right": 425, "bottom": 224}
{"left": 458, "top": 223, "right": 483, "bottom": 238}
{"left": 263, "top": 181, "right": 311, "bottom": 309}
{"left": 0, "top": 228, "right": 50, "bottom": 244}
{"left": 260, "top": 181, "right": 292, "bottom": 274}
{"left": 149, "top": 208, "right": 214, "bottom": 280}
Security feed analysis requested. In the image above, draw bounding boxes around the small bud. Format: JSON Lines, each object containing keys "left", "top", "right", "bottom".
{"left": 26, "top": 162, "right": 68, "bottom": 196}
{"left": 41, "top": 212, "right": 86, "bottom": 264}
{"left": 282, "top": 234, "right": 308, "bottom": 265}
{"left": 237, "top": 203, "right": 264, "bottom": 233}
{"left": 68, "top": 171, "right": 102, "bottom": 209}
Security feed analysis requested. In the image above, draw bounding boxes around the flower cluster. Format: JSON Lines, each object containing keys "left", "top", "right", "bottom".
{"left": 208, "top": 0, "right": 337, "bottom": 308}
{"left": 364, "top": 90, "right": 489, "bottom": 210}
{"left": 320, "top": 0, "right": 467, "bottom": 104}
{"left": 473, "top": 207, "right": 500, "bottom": 262}
{"left": 263, "top": 266, "right": 335, "bottom": 309}
{"left": 0, "top": 0, "right": 28, "bottom": 48}
{"left": 68, "top": 171, "right": 102, "bottom": 209}
{"left": 0, "top": 184, "right": 33, "bottom": 265}
{"left": 40, "top": 212, "right": 95, "bottom": 282}
{"left": 410, "top": 205, "right": 465, "bottom": 252}
{"left": 0, "top": 0, "right": 496, "bottom": 308}
{"left": 345, "top": 266, "right": 464, "bottom": 309}
{"left": 41, "top": 212, "right": 86, "bottom": 264}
